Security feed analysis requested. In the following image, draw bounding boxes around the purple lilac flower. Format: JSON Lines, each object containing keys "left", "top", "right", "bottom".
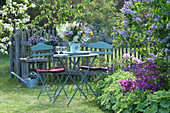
{"left": 147, "top": 14, "right": 150, "bottom": 18}
{"left": 161, "top": 38, "right": 167, "bottom": 43}
{"left": 149, "top": 53, "right": 155, "bottom": 57}
{"left": 151, "top": 24, "right": 157, "bottom": 30}
{"left": 154, "top": 16, "right": 159, "bottom": 21}
{"left": 123, "top": 19, "right": 129, "bottom": 27}
{"left": 113, "top": 27, "right": 119, "bottom": 32}
{"left": 167, "top": 43, "right": 170, "bottom": 47}
{"left": 165, "top": 49, "right": 169, "bottom": 53}
{"left": 119, "top": 30, "right": 129, "bottom": 37}
{"left": 123, "top": 53, "right": 130, "bottom": 60}
{"left": 146, "top": 30, "right": 153, "bottom": 36}
{"left": 167, "top": 1, "right": 170, "bottom": 4}
{"left": 129, "top": 49, "right": 134, "bottom": 53}
{"left": 133, "top": 17, "right": 142, "bottom": 23}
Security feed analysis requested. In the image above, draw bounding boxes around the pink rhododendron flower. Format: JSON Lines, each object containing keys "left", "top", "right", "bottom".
{"left": 137, "top": 59, "right": 143, "bottom": 64}
{"left": 123, "top": 53, "right": 130, "bottom": 60}
{"left": 132, "top": 57, "right": 138, "bottom": 62}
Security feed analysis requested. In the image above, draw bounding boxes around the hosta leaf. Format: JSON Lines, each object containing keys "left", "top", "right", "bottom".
{"left": 160, "top": 100, "right": 170, "bottom": 108}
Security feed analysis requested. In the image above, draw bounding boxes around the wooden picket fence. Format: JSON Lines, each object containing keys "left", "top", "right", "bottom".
{"left": 9, "top": 29, "right": 157, "bottom": 82}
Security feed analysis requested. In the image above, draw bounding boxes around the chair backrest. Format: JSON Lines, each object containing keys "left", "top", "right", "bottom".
{"left": 31, "top": 43, "right": 54, "bottom": 69}
{"left": 88, "top": 42, "right": 113, "bottom": 55}
{"left": 88, "top": 42, "right": 113, "bottom": 66}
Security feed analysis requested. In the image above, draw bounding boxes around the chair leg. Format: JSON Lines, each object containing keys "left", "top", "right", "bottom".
{"left": 53, "top": 74, "right": 68, "bottom": 98}
{"left": 38, "top": 73, "right": 52, "bottom": 101}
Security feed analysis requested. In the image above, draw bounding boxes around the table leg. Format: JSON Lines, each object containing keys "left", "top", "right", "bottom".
{"left": 52, "top": 57, "right": 88, "bottom": 104}
{"left": 67, "top": 56, "right": 97, "bottom": 106}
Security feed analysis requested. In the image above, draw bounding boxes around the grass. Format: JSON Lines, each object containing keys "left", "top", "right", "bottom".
{"left": 0, "top": 54, "right": 108, "bottom": 113}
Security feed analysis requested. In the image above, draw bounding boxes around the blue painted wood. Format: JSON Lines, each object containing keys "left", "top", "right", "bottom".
{"left": 89, "top": 42, "right": 113, "bottom": 50}
{"left": 31, "top": 43, "right": 53, "bottom": 51}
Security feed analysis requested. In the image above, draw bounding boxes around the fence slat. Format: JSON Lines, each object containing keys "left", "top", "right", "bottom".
{"left": 15, "top": 30, "right": 22, "bottom": 83}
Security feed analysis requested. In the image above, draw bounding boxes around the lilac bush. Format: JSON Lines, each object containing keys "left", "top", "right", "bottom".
{"left": 113, "top": 0, "right": 170, "bottom": 72}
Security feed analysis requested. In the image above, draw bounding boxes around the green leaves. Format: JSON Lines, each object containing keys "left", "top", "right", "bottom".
{"left": 137, "top": 102, "right": 145, "bottom": 111}
{"left": 160, "top": 100, "right": 170, "bottom": 108}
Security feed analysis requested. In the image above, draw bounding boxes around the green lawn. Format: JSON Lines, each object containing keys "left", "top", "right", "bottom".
{"left": 0, "top": 54, "right": 108, "bottom": 113}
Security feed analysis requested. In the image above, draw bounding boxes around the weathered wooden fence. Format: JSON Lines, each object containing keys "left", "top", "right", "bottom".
{"left": 9, "top": 29, "right": 154, "bottom": 82}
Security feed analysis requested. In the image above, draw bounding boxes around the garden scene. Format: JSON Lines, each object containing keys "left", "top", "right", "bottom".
{"left": 0, "top": 0, "right": 170, "bottom": 113}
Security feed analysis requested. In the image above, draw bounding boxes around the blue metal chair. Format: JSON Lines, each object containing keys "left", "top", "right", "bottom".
{"left": 31, "top": 43, "right": 68, "bottom": 101}
{"left": 0, "top": 54, "right": 4, "bottom": 75}
{"left": 79, "top": 42, "right": 113, "bottom": 95}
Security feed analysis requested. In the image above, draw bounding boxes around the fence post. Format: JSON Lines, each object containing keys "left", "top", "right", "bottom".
{"left": 15, "top": 30, "right": 22, "bottom": 83}
{"left": 10, "top": 33, "right": 14, "bottom": 78}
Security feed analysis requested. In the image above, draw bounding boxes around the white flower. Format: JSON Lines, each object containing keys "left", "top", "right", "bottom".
{"left": 15, "top": 27, "right": 20, "bottom": 30}
{"left": 8, "top": 27, "right": 14, "bottom": 31}
{"left": 0, "top": 49, "right": 4, "bottom": 53}
{"left": 2, "top": 5, "right": 6, "bottom": 9}
{"left": 25, "top": 0, "right": 28, "bottom": 3}
{"left": 23, "top": 5, "right": 27, "bottom": 10}
{"left": 73, "top": 36, "right": 79, "bottom": 42}
{"left": 31, "top": 4, "right": 36, "bottom": 8}
{"left": 16, "top": 22, "right": 19, "bottom": 25}
{"left": 3, "top": 23, "right": 11, "bottom": 29}
{"left": 5, "top": 51, "right": 8, "bottom": 54}
{"left": 12, "top": 10, "right": 16, "bottom": 14}
{"left": 22, "top": 18, "right": 29, "bottom": 23}
{"left": 0, "top": 20, "right": 2, "bottom": 23}
{"left": 2, "top": 12, "right": 7, "bottom": 16}
{"left": 8, "top": 18, "right": 11, "bottom": 22}
{"left": 8, "top": 41, "right": 12, "bottom": 45}
{"left": 1, "top": 37, "right": 6, "bottom": 42}
{"left": 13, "top": 2, "right": 17, "bottom": 5}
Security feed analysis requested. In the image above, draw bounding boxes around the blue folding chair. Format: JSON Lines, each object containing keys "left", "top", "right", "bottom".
{"left": 0, "top": 54, "right": 4, "bottom": 75}
{"left": 31, "top": 43, "right": 68, "bottom": 101}
{"left": 79, "top": 42, "right": 113, "bottom": 95}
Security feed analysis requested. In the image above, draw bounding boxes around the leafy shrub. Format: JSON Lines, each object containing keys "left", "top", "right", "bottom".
{"left": 96, "top": 69, "right": 170, "bottom": 112}
{"left": 93, "top": 58, "right": 126, "bottom": 83}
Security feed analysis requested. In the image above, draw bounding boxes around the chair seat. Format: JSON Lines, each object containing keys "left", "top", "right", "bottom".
{"left": 79, "top": 66, "right": 108, "bottom": 70}
{"left": 38, "top": 68, "right": 66, "bottom": 73}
